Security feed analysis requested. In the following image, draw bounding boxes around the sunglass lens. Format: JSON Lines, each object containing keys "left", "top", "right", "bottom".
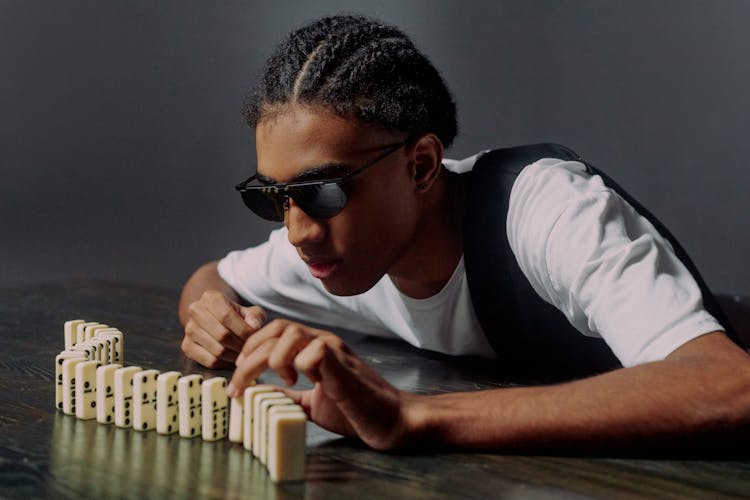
{"left": 290, "top": 183, "right": 347, "bottom": 219}
{"left": 240, "top": 190, "right": 285, "bottom": 221}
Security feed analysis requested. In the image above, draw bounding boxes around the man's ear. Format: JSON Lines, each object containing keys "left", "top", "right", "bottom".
{"left": 410, "top": 134, "right": 444, "bottom": 193}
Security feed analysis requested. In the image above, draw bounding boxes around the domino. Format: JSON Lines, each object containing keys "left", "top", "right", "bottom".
{"left": 71, "top": 341, "right": 97, "bottom": 361}
{"left": 267, "top": 410, "right": 307, "bottom": 482}
{"left": 55, "top": 350, "right": 86, "bottom": 410}
{"left": 201, "top": 377, "right": 229, "bottom": 441}
{"left": 177, "top": 374, "right": 203, "bottom": 438}
{"left": 64, "top": 319, "right": 85, "bottom": 349}
{"left": 83, "top": 323, "right": 109, "bottom": 342}
{"left": 76, "top": 321, "right": 100, "bottom": 345}
{"left": 259, "top": 397, "right": 293, "bottom": 464}
{"left": 114, "top": 366, "right": 143, "bottom": 428}
{"left": 133, "top": 369, "right": 160, "bottom": 431}
{"left": 253, "top": 391, "right": 287, "bottom": 457}
{"left": 95, "top": 330, "right": 123, "bottom": 364}
{"left": 61, "top": 358, "right": 89, "bottom": 415}
{"left": 96, "top": 363, "right": 122, "bottom": 424}
{"left": 75, "top": 360, "right": 102, "bottom": 420}
{"left": 228, "top": 396, "right": 244, "bottom": 443}
{"left": 156, "top": 371, "right": 181, "bottom": 435}
{"left": 242, "top": 385, "right": 276, "bottom": 451}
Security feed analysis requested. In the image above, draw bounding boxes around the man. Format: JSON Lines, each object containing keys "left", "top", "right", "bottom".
{"left": 179, "top": 15, "right": 750, "bottom": 452}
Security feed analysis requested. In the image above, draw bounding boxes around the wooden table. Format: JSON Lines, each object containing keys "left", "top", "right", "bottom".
{"left": 2, "top": 281, "right": 750, "bottom": 499}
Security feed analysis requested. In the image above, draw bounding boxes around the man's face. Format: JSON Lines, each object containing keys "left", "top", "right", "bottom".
{"left": 255, "top": 104, "right": 419, "bottom": 296}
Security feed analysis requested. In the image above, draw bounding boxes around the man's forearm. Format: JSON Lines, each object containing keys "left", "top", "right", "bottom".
{"left": 178, "top": 260, "right": 240, "bottom": 327}
{"left": 405, "top": 331, "right": 750, "bottom": 453}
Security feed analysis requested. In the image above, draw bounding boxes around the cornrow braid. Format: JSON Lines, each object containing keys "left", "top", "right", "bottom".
{"left": 243, "top": 15, "right": 458, "bottom": 148}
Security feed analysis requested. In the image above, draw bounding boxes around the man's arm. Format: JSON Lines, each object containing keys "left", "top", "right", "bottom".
{"left": 228, "top": 324, "right": 750, "bottom": 453}
{"left": 179, "top": 260, "right": 266, "bottom": 368}
{"left": 408, "top": 330, "right": 750, "bottom": 453}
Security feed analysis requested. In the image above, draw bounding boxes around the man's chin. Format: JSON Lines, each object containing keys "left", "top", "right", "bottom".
{"left": 318, "top": 276, "right": 375, "bottom": 297}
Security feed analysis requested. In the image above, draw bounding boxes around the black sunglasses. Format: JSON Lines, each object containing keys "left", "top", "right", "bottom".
{"left": 235, "top": 141, "right": 406, "bottom": 222}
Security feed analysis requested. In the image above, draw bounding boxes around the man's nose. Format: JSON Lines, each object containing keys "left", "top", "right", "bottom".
{"left": 286, "top": 198, "right": 326, "bottom": 247}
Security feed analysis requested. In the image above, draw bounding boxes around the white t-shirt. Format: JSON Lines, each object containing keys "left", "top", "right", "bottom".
{"left": 218, "top": 153, "right": 724, "bottom": 367}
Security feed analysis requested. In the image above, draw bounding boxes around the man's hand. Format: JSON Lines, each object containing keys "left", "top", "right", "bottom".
{"left": 227, "top": 319, "right": 416, "bottom": 451}
{"left": 181, "top": 289, "right": 267, "bottom": 369}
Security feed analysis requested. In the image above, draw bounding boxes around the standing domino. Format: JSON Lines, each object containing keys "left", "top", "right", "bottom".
{"left": 96, "top": 363, "right": 121, "bottom": 424}
{"left": 55, "top": 351, "right": 86, "bottom": 410}
{"left": 177, "top": 374, "right": 203, "bottom": 438}
{"left": 83, "top": 323, "right": 109, "bottom": 342}
{"left": 96, "top": 330, "right": 123, "bottom": 364}
{"left": 228, "top": 396, "right": 244, "bottom": 443}
{"left": 243, "top": 385, "right": 275, "bottom": 451}
{"left": 252, "top": 392, "right": 287, "bottom": 457}
{"left": 64, "top": 320, "right": 85, "bottom": 349}
{"left": 156, "top": 371, "right": 181, "bottom": 435}
{"left": 75, "top": 360, "right": 102, "bottom": 420}
{"left": 114, "top": 366, "right": 143, "bottom": 428}
{"left": 259, "top": 397, "right": 293, "bottom": 464}
{"left": 61, "top": 358, "right": 89, "bottom": 415}
{"left": 267, "top": 410, "right": 307, "bottom": 482}
{"left": 133, "top": 369, "right": 160, "bottom": 431}
{"left": 76, "top": 322, "right": 99, "bottom": 345}
{"left": 201, "top": 377, "right": 229, "bottom": 441}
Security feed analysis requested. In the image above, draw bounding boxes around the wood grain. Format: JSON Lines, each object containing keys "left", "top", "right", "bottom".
{"left": 1, "top": 280, "right": 749, "bottom": 499}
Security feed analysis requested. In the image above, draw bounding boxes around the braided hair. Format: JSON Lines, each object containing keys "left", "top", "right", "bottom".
{"left": 244, "top": 15, "right": 458, "bottom": 148}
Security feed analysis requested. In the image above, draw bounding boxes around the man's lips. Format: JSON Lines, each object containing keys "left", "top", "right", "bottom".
{"left": 303, "top": 258, "right": 343, "bottom": 279}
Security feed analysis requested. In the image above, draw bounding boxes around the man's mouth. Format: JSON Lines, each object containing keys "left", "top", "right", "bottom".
{"left": 304, "top": 258, "right": 343, "bottom": 279}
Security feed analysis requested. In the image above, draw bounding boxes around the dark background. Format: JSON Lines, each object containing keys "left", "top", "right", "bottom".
{"left": 2, "top": 0, "right": 749, "bottom": 295}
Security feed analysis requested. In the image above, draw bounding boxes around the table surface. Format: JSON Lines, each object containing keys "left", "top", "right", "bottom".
{"left": 2, "top": 281, "right": 750, "bottom": 499}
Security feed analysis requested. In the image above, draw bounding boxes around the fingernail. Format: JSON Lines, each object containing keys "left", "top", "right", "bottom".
{"left": 226, "top": 382, "right": 238, "bottom": 398}
{"left": 247, "top": 317, "right": 262, "bottom": 330}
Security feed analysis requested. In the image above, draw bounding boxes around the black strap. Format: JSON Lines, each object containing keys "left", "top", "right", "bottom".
{"left": 463, "top": 143, "right": 740, "bottom": 381}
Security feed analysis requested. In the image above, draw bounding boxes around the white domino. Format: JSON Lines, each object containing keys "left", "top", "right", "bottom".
{"left": 253, "top": 391, "right": 287, "bottom": 457}
{"left": 76, "top": 321, "right": 99, "bottom": 345}
{"left": 156, "top": 371, "right": 181, "bottom": 435}
{"left": 95, "top": 329, "right": 123, "bottom": 364}
{"left": 259, "top": 397, "right": 293, "bottom": 464}
{"left": 61, "top": 358, "right": 89, "bottom": 415}
{"left": 64, "top": 320, "right": 85, "bottom": 349}
{"left": 71, "top": 340, "right": 97, "bottom": 360}
{"left": 83, "top": 323, "right": 109, "bottom": 342}
{"left": 201, "top": 377, "right": 229, "bottom": 441}
{"left": 96, "top": 363, "right": 121, "bottom": 424}
{"left": 55, "top": 350, "right": 86, "bottom": 411}
{"left": 243, "top": 385, "right": 275, "bottom": 451}
{"left": 177, "top": 374, "right": 203, "bottom": 438}
{"left": 114, "top": 366, "right": 143, "bottom": 428}
{"left": 228, "top": 396, "right": 244, "bottom": 443}
{"left": 75, "top": 360, "right": 102, "bottom": 420}
{"left": 133, "top": 369, "right": 160, "bottom": 431}
{"left": 267, "top": 410, "right": 307, "bottom": 482}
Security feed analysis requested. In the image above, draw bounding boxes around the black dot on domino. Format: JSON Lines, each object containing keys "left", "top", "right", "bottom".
{"left": 58, "top": 402, "right": 62, "bottom": 409}
{"left": 143, "top": 423, "right": 147, "bottom": 430}
{"left": 91, "top": 401, "right": 96, "bottom": 408}
{"left": 190, "top": 410, "right": 194, "bottom": 418}
{"left": 172, "top": 415, "right": 177, "bottom": 422}
{"left": 125, "top": 418, "right": 130, "bottom": 425}
{"left": 84, "top": 381, "right": 90, "bottom": 389}
{"left": 107, "top": 385, "right": 112, "bottom": 393}
{"left": 58, "top": 359, "right": 64, "bottom": 365}
{"left": 125, "top": 401, "right": 130, "bottom": 409}
{"left": 189, "top": 380, "right": 193, "bottom": 388}
{"left": 172, "top": 385, "right": 177, "bottom": 392}
{"left": 130, "top": 379, "right": 133, "bottom": 386}
{"left": 107, "top": 415, "right": 112, "bottom": 422}
{"left": 58, "top": 374, "right": 62, "bottom": 381}
{"left": 125, "top": 410, "right": 130, "bottom": 417}
{"left": 168, "top": 425, "right": 172, "bottom": 432}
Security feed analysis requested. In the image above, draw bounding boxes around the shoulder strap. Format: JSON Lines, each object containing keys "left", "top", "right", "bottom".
{"left": 463, "top": 143, "right": 741, "bottom": 381}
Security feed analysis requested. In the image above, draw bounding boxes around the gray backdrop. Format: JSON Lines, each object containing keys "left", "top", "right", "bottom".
{"left": 2, "top": 0, "right": 749, "bottom": 295}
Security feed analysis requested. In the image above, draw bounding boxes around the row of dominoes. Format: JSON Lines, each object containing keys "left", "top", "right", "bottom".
{"left": 57, "top": 319, "right": 306, "bottom": 482}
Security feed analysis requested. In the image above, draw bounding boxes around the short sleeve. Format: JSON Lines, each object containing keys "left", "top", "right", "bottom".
{"left": 507, "top": 158, "right": 724, "bottom": 367}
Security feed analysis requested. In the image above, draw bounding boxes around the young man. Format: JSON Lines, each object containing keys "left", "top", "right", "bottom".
{"left": 178, "top": 15, "right": 750, "bottom": 452}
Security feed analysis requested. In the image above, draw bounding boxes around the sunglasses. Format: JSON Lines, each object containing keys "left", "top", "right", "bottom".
{"left": 235, "top": 141, "right": 407, "bottom": 222}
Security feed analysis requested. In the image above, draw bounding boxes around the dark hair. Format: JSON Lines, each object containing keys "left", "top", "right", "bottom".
{"left": 243, "top": 15, "right": 458, "bottom": 148}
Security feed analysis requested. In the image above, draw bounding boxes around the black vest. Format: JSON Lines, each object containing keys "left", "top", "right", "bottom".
{"left": 463, "top": 143, "right": 741, "bottom": 381}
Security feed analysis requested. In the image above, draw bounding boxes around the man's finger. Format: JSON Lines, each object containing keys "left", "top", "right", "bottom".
{"left": 269, "top": 327, "right": 312, "bottom": 386}
{"left": 227, "top": 339, "right": 276, "bottom": 397}
{"left": 239, "top": 305, "right": 267, "bottom": 333}
{"left": 185, "top": 320, "right": 238, "bottom": 363}
{"left": 191, "top": 301, "right": 246, "bottom": 352}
